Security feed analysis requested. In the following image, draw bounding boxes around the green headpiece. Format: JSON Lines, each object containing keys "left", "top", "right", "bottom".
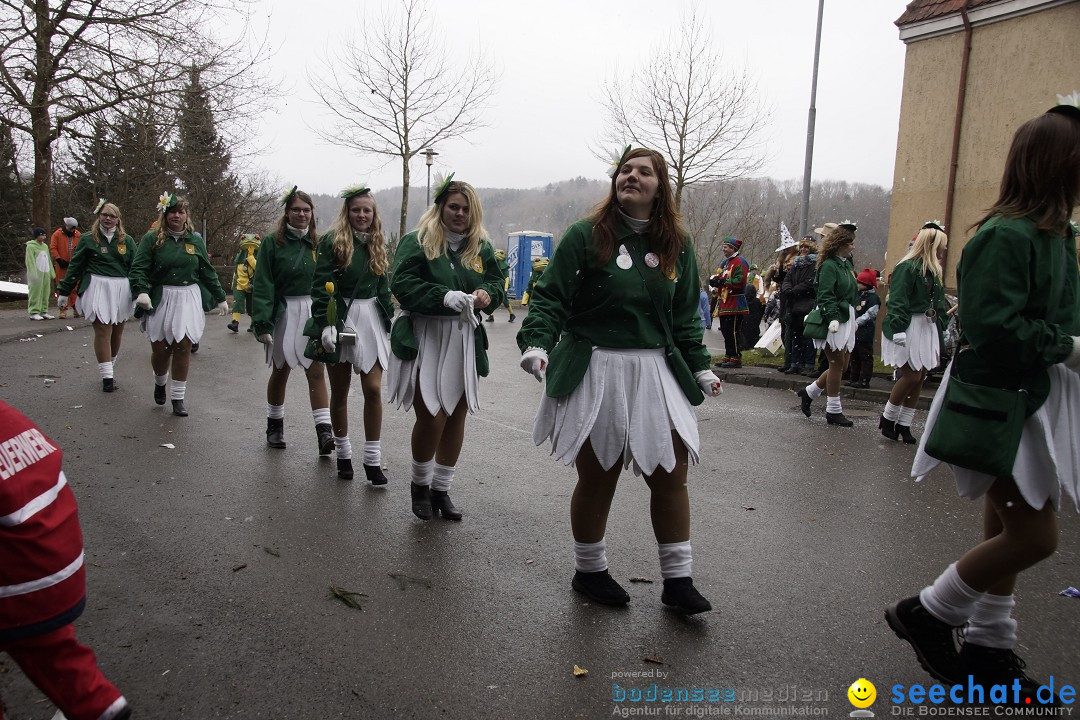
{"left": 433, "top": 172, "right": 455, "bottom": 205}
{"left": 93, "top": 198, "right": 107, "bottom": 215}
{"left": 922, "top": 220, "right": 944, "bottom": 232}
{"left": 279, "top": 185, "right": 298, "bottom": 207}
{"left": 156, "top": 192, "right": 179, "bottom": 214}
{"left": 339, "top": 183, "right": 371, "bottom": 200}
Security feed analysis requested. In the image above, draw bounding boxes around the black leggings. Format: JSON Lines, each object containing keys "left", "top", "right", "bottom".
{"left": 719, "top": 315, "right": 743, "bottom": 358}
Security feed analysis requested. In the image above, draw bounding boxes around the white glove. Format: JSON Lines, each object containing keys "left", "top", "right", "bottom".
{"left": 828, "top": 319, "right": 840, "bottom": 334}
{"left": 443, "top": 290, "right": 471, "bottom": 312}
{"left": 1065, "top": 336, "right": 1080, "bottom": 373}
{"left": 694, "top": 369, "right": 723, "bottom": 397}
{"left": 258, "top": 333, "right": 274, "bottom": 345}
{"left": 520, "top": 348, "right": 548, "bottom": 382}
{"left": 321, "top": 325, "right": 337, "bottom": 352}
{"left": 215, "top": 300, "right": 229, "bottom": 316}
{"left": 461, "top": 295, "right": 479, "bottom": 328}
{"left": 135, "top": 293, "right": 153, "bottom": 310}
{"left": 57, "top": 295, "right": 68, "bottom": 309}
{"left": 892, "top": 332, "right": 907, "bottom": 347}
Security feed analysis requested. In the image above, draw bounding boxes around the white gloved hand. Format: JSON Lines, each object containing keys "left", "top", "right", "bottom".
{"left": 135, "top": 293, "right": 153, "bottom": 310}
{"left": 520, "top": 347, "right": 548, "bottom": 382}
{"left": 1065, "top": 336, "right": 1080, "bottom": 373}
{"left": 215, "top": 300, "right": 229, "bottom": 316}
{"left": 828, "top": 319, "right": 840, "bottom": 334}
{"left": 461, "top": 295, "right": 480, "bottom": 328}
{"left": 57, "top": 295, "right": 68, "bottom": 309}
{"left": 321, "top": 325, "right": 337, "bottom": 352}
{"left": 443, "top": 290, "right": 471, "bottom": 312}
{"left": 892, "top": 332, "right": 907, "bottom": 347}
{"left": 694, "top": 369, "right": 723, "bottom": 396}
{"left": 258, "top": 333, "right": 274, "bottom": 345}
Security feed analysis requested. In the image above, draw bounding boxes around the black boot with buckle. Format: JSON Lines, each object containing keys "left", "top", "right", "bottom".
{"left": 430, "top": 489, "right": 462, "bottom": 521}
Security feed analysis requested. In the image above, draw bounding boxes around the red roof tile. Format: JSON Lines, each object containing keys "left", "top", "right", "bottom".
{"left": 895, "top": 0, "right": 998, "bottom": 26}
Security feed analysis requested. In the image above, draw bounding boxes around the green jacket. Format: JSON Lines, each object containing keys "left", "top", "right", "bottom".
{"left": 389, "top": 231, "right": 506, "bottom": 376}
{"left": 56, "top": 230, "right": 136, "bottom": 296}
{"left": 814, "top": 256, "right": 858, "bottom": 323}
{"left": 306, "top": 232, "right": 394, "bottom": 342}
{"left": 955, "top": 215, "right": 1080, "bottom": 414}
{"left": 251, "top": 229, "right": 319, "bottom": 337}
{"left": 882, "top": 258, "right": 949, "bottom": 343}
{"left": 482, "top": 257, "right": 511, "bottom": 316}
{"left": 128, "top": 231, "right": 226, "bottom": 318}
{"left": 515, "top": 219, "right": 710, "bottom": 403}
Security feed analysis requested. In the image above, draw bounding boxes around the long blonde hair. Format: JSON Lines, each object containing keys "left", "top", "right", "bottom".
{"left": 329, "top": 194, "right": 388, "bottom": 276}
{"left": 415, "top": 181, "right": 486, "bottom": 268}
{"left": 899, "top": 226, "right": 947, "bottom": 279}
{"left": 271, "top": 190, "right": 318, "bottom": 247}
{"left": 153, "top": 196, "right": 195, "bottom": 249}
{"left": 89, "top": 203, "right": 126, "bottom": 247}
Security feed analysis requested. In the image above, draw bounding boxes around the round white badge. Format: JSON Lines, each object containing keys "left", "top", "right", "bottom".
{"left": 616, "top": 254, "right": 633, "bottom": 270}
{"left": 618, "top": 244, "right": 629, "bottom": 255}
{"left": 644, "top": 252, "right": 659, "bottom": 268}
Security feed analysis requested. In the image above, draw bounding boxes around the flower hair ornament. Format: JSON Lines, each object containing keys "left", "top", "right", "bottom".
{"left": 339, "top": 183, "right": 371, "bottom": 199}
{"left": 606, "top": 144, "right": 632, "bottom": 178}
{"left": 279, "top": 185, "right": 298, "bottom": 207}
{"left": 1049, "top": 91, "right": 1080, "bottom": 121}
{"left": 156, "top": 192, "right": 178, "bottom": 214}
{"left": 922, "top": 220, "right": 945, "bottom": 232}
{"left": 838, "top": 220, "right": 858, "bottom": 232}
{"left": 93, "top": 198, "right": 107, "bottom": 215}
{"left": 433, "top": 171, "right": 455, "bottom": 205}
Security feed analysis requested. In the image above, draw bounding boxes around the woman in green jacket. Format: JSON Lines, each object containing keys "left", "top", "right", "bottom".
{"left": 252, "top": 188, "right": 331, "bottom": 455}
{"left": 56, "top": 200, "right": 136, "bottom": 393}
{"left": 879, "top": 222, "right": 950, "bottom": 443}
{"left": 387, "top": 176, "right": 505, "bottom": 522}
{"left": 516, "top": 147, "right": 722, "bottom": 615}
{"left": 306, "top": 184, "right": 393, "bottom": 483}
{"left": 129, "top": 193, "right": 228, "bottom": 416}
{"left": 796, "top": 223, "right": 859, "bottom": 426}
{"left": 888, "top": 101, "right": 1080, "bottom": 700}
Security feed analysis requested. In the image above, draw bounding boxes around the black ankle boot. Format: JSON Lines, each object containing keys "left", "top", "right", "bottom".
{"left": 171, "top": 399, "right": 188, "bottom": 417}
{"left": 508, "top": 313, "right": 516, "bottom": 322}
{"left": 880, "top": 415, "right": 899, "bottom": 440}
{"left": 796, "top": 388, "right": 813, "bottom": 418}
{"left": 572, "top": 570, "right": 630, "bottom": 606}
{"left": 315, "top": 423, "right": 334, "bottom": 456}
{"left": 896, "top": 424, "right": 918, "bottom": 444}
{"left": 485, "top": 315, "right": 494, "bottom": 322}
{"left": 337, "top": 458, "right": 353, "bottom": 480}
{"left": 411, "top": 483, "right": 432, "bottom": 520}
{"left": 364, "top": 464, "right": 388, "bottom": 486}
{"left": 661, "top": 577, "right": 712, "bottom": 615}
{"left": 826, "top": 411, "right": 853, "bottom": 427}
{"left": 430, "top": 489, "right": 462, "bottom": 521}
{"left": 227, "top": 319, "right": 239, "bottom": 332}
{"left": 154, "top": 382, "right": 166, "bottom": 405}
{"left": 102, "top": 378, "right": 115, "bottom": 393}
{"left": 266, "top": 418, "right": 286, "bottom": 449}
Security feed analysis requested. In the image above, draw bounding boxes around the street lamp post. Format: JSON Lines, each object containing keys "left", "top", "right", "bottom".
{"left": 423, "top": 148, "right": 439, "bottom": 205}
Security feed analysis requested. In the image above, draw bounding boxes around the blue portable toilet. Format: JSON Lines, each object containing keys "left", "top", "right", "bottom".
{"left": 506, "top": 231, "right": 554, "bottom": 298}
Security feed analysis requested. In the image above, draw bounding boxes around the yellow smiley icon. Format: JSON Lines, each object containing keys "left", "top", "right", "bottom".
{"left": 847, "top": 678, "right": 876, "bottom": 709}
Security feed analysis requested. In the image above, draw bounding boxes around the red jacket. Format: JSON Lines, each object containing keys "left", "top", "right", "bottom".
{"left": 50, "top": 227, "right": 80, "bottom": 276}
{"left": 0, "top": 400, "right": 86, "bottom": 642}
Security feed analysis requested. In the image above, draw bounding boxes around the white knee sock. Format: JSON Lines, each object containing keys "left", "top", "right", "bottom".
{"left": 574, "top": 538, "right": 608, "bottom": 573}
{"left": 98, "top": 361, "right": 113, "bottom": 380}
{"left": 805, "top": 381, "right": 824, "bottom": 400}
{"left": 826, "top": 395, "right": 842, "bottom": 414}
{"left": 964, "top": 593, "right": 1017, "bottom": 649}
{"left": 432, "top": 462, "right": 454, "bottom": 492}
{"left": 898, "top": 406, "right": 916, "bottom": 427}
{"left": 312, "top": 407, "right": 330, "bottom": 426}
{"left": 411, "top": 458, "right": 434, "bottom": 487}
{"left": 658, "top": 541, "right": 693, "bottom": 579}
{"left": 334, "top": 435, "right": 352, "bottom": 460}
{"left": 169, "top": 379, "right": 186, "bottom": 401}
{"left": 111, "top": 353, "right": 118, "bottom": 365}
{"left": 267, "top": 403, "right": 284, "bottom": 420}
{"left": 363, "top": 440, "right": 381, "bottom": 466}
{"left": 883, "top": 401, "right": 903, "bottom": 421}
{"left": 155, "top": 373, "right": 169, "bottom": 387}
{"left": 919, "top": 563, "right": 984, "bottom": 626}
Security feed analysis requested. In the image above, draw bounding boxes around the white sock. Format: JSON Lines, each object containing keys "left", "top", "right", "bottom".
{"left": 658, "top": 541, "right": 693, "bottom": 579}
{"left": 805, "top": 381, "right": 824, "bottom": 400}
{"left": 334, "top": 435, "right": 352, "bottom": 460}
{"left": 898, "top": 406, "right": 916, "bottom": 427}
{"left": 98, "top": 361, "right": 113, "bottom": 380}
{"left": 432, "top": 462, "right": 454, "bottom": 492}
{"left": 155, "top": 373, "right": 169, "bottom": 387}
{"left": 267, "top": 403, "right": 284, "bottom": 420}
{"left": 111, "top": 354, "right": 118, "bottom": 365}
{"left": 883, "top": 401, "right": 903, "bottom": 421}
{"left": 574, "top": 539, "right": 608, "bottom": 573}
{"left": 964, "top": 594, "right": 1017, "bottom": 649}
{"left": 169, "top": 379, "right": 186, "bottom": 401}
{"left": 312, "top": 407, "right": 330, "bottom": 426}
{"left": 411, "top": 458, "right": 434, "bottom": 487}
{"left": 363, "top": 440, "right": 381, "bottom": 466}
{"left": 919, "top": 563, "right": 984, "bottom": 626}
{"left": 826, "top": 395, "right": 842, "bottom": 414}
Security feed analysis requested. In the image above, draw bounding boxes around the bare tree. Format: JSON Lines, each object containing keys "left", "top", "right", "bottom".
{"left": 0, "top": 0, "right": 271, "bottom": 227}
{"left": 311, "top": 0, "right": 499, "bottom": 239}
{"left": 599, "top": 5, "right": 770, "bottom": 210}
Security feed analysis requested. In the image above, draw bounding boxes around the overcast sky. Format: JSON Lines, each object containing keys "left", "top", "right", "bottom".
{"left": 251, "top": 0, "right": 909, "bottom": 196}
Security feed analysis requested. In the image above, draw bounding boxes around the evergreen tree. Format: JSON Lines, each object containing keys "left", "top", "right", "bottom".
{"left": 0, "top": 126, "right": 30, "bottom": 276}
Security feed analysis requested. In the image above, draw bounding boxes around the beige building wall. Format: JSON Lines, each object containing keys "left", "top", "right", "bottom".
{"left": 887, "top": 2, "right": 1080, "bottom": 291}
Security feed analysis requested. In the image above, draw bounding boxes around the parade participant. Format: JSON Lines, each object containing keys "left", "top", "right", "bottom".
{"left": 129, "top": 192, "right": 228, "bottom": 416}
{"left": 228, "top": 233, "right": 260, "bottom": 333}
{"left": 25, "top": 227, "right": 55, "bottom": 320}
{"left": 50, "top": 218, "right": 80, "bottom": 316}
{"left": 710, "top": 237, "right": 750, "bottom": 367}
{"left": 55, "top": 201, "right": 137, "bottom": 393}
{"left": 387, "top": 174, "right": 505, "bottom": 521}
{"left": 766, "top": 245, "right": 798, "bottom": 371}
{"left": 519, "top": 256, "right": 548, "bottom": 306}
{"left": 516, "top": 147, "right": 722, "bottom": 615}
{"left": 483, "top": 247, "right": 516, "bottom": 322}
{"left": 780, "top": 238, "right": 818, "bottom": 375}
{"left": 306, "top": 184, "right": 393, "bottom": 483}
{"left": 796, "top": 223, "right": 858, "bottom": 426}
{"left": 887, "top": 100, "right": 1080, "bottom": 701}
{"left": 252, "top": 187, "right": 332, "bottom": 453}
{"left": 879, "top": 223, "right": 950, "bottom": 443}
{"left": 740, "top": 263, "right": 765, "bottom": 349}
{"left": 0, "top": 400, "right": 131, "bottom": 720}
{"left": 847, "top": 269, "right": 881, "bottom": 389}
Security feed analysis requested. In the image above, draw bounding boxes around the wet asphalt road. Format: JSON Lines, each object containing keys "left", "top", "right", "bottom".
{"left": 0, "top": 309, "right": 1077, "bottom": 719}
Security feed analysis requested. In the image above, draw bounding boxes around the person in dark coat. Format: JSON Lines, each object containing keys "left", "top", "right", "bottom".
{"left": 781, "top": 238, "right": 818, "bottom": 374}
{"left": 847, "top": 269, "right": 881, "bottom": 388}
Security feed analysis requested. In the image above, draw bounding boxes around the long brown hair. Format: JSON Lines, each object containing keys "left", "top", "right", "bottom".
{"left": 972, "top": 111, "right": 1080, "bottom": 235}
{"left": 153, "top": 196, "right": 194, "bottom": 250}
{"left": 816, "top": 226, "right": 855, "bottom": 269}
{"left": 329, "top": 193, "right": 388, "bottom": 276}
{"left": 587, "top": 147, "right": 687, "bottom": 276}
{"left": 272, "top": 190, "right": 318, "bottom": 246}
